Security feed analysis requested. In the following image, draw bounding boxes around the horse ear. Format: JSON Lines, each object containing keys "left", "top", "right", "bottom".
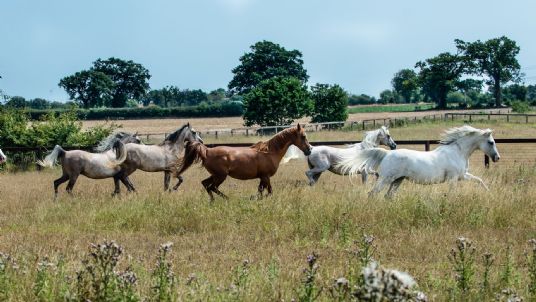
{"left": 187, "top": 122, "right": 191, "bottom": 128}
{"left": 134, "top": 131, "right": 138, "bottom": 136}
{"left": 297, "top": 123, "right": 301, "bottom": 130}
{"left": 484, "top": 129, "right": 493, "bottom": 136}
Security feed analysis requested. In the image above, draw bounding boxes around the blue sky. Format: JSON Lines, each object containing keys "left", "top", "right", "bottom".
{"left": 1, "top": 0, "right": 535, "bottom": 101}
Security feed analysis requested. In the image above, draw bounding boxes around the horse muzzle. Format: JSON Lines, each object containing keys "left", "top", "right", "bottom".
{"left": 492, "top": 154, "right": 500, "bottom": 162}
{"left": 304, "top": 147, "right": 312, "bottom": 156}
{"left": 389, "top": 143, "right": 397, "bottom": 150}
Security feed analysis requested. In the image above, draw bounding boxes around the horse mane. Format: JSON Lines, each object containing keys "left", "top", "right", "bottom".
{"left": 439, "top": 125, "right": 487, "bottom": 145}
{"left": 95, "top": 131, "right": 133, "bottom": 152}
{"left": 250, "top": 127, "right": 296, "bottom": 153}
{"left": 160, "top": 124, "right": 189, "bottom": 146}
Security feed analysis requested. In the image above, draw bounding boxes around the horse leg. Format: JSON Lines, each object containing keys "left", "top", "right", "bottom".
{"left": 121, "top": 175, "right": 136, "bottom": 192}
{"left": 257, "top": 179, "right": 266, "bottom": 199}
{"left": 266, "top": 178, "right": 273, "bottom": 196}
{"left": 164, "top": 171, "right": 171, "bottom": 191}
{"left": 112, "top": 175, "right": 122, "bottom": 196}
{"left": 368, "top": 176, "right": 391, "bottom": 197}
{"left": 202, "top": 176, "right": 216, "bottom": 201}
{"left": 210, "top": 175, "right": 229, "bottom": 200}
{"left": 464, "top": 172, "right": 489, "bottom": 191}
{"left": 385, "top": 177, "right": 405, "bottom": 198}
{"left": 305, "top": 162, "right": 329, "bottom": 186}
{"left": 65, "top": 173, "right": 79, "bottom": 195}
{"left": 172, "top": 175, "right": 184, "bottom": 191}
{"left": 53, "top": 174, "right": 69, "bottom": 199}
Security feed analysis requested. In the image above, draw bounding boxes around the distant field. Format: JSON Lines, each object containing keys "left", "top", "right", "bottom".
{"left": 82, "top": 108, "right": 507, "bottom": 135}
{"left": 347, "top": 103, "right": 435, "bottom": 114}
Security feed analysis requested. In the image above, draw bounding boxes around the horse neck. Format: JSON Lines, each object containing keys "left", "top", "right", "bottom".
{"left": 165, "top": 130, "right": 188, "bottom": 152}
{"left": 267, "top": 130, "right": 295, "bottom": 159}
{"left": 440, "top": 136, "right": 482, "bottom": 160}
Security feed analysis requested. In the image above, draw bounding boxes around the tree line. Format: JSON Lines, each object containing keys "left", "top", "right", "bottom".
{"left": 1, "top": 36, "right": 532, "bottom": 126}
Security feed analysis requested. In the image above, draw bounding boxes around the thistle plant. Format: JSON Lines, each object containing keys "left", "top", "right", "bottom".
{"left": 0, "top": 252, "right": 17, "bottom": 301}
{"left": 151, "top": 242, "right": 176, "bottom": 302}
{"left": 328, "top": 277, "right": 350, "bottom": 302}
{"left": 481, "top": 252, "right": 494, "bottom": 295}
{"left": 230, "top": 259, "right": 251, "bottom": 298}
{"left": 500, "top": 245, "right": 517, "bottom": 288}
{"left": 353, "top": 261, "right": 428, "bottom": 301}
{"left": 528, "top": 239, "right": 536, "bottom": 297}
{"left": 75, "top": 240, "right": 138, "bottom": 301}
{"left": 448, "top": 237, "right": 476, "bottom": 293}
{"left": 297, "top": 252, "right": 322, "bottom": 302}
{"left": 33, "top": 257, "right": 54, "bottom": 301}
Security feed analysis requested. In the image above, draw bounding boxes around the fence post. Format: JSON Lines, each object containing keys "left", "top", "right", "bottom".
{"left": 246, "top": 129, "right": 249, "bottom": 136}
{"left": 507, "top": 114, "right": 510, "bottom": 122}
{"left": 231, "top": 129, "right": 234, "bottom": 136}
{"left": 215, "top": 131, "right": 218, "bottom": 139}
{"left": 526, "top": 115, "right": 529, "bottom": 123}
{"left": 488, "top": 114, "right": 490, "bottom": 120}
{"left": 425, "top": 141, "right": 430, "bottom": 151}
{"left": 484, "top": 155, "right": 490, "bottom": 168}
{"left": 469, "top": 114, "right": 472, "bottom": 122}
{"left": 362, "top": 121, "right": 365, "bottom": 130}
{"left": 373, "top": 119, "right": 376, "bottom": 127}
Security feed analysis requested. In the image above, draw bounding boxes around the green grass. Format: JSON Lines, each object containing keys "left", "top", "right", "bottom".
{"left": 347, "top": 103, "right": 435, "bottom": 114}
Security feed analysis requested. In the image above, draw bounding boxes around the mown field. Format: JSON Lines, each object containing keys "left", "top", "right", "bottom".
{"left": 1, "top": 120, "right": 536, "bottom": 301}
{"left": 347, "top": 103, "right": 435, "bottom": 114}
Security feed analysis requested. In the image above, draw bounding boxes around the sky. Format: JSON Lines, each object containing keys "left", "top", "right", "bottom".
{"left": 1, "top": 0, "right": 536, "bottom": 101}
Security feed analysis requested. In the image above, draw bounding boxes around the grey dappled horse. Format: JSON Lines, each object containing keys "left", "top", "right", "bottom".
{"left": 113, "top": 123, "right": 203, "bottom": 192}
{"left": 37, "top": 132, "right": 142, "bottom": 198}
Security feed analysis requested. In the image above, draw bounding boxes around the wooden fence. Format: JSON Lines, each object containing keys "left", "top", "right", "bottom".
{"left": 3, "top": 138, "right": 536, "bottom": 170}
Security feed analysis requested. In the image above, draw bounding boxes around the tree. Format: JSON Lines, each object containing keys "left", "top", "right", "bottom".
{"left": 229, "top": 41, "right": 308, "bottom": 95}
{"left": 208, "top": 88, "right": 227, "bottom": 102}
{"left": 310, "top": 84, "right": 348, "bottom": 123}
{"left": 348, "top": 94, "right": 376, "bottom": 105}
{"left": 59, "top": 70, "right": 114, "bottom": 108}
{"left": 242, "top": 76, "right": 311, "bottom": 126}
{"left": 456, "top": 36, "right": 521, "bottom": 107}
{"left": 527, "top": 85, "right": 536, "bottom": 105}
{"left": 392, "top": 69, "right": 418, "bottom": 103}
{"left": 378, "top": 89, "right": 398, "bottom": 104}
{"left": 503, "top": 84, "right": 527, "bottom": 102}
{"left": 5, "top": 96, "right": 27, "bottom": 108}
{"left": 416, "top": 52, "right": 465, "bottom": 109}
{"left": 92, "top": 57, "right": 151, "bottom": 107}
{"left": 28, "top": 98, "right": 50, "bottom": 109}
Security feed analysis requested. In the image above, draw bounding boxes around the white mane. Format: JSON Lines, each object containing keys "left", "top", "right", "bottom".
{"left": 439, "top": 125, "right": 491, "bottom": 145}
{"left": 358, "top": 126, "right": 388, "bottom": 149}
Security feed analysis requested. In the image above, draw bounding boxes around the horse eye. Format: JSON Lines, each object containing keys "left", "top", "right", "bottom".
{"left": 488, "top": 141, "right": 494, "bottom": 145}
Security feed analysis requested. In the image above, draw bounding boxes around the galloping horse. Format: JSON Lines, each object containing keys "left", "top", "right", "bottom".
{"left": 176, "top": 124, "right": 312, "bottom": 201}
{"left": 0, "top": 148, "right": 6, "bottom": 164}
{"left": 37, "top": 132, "right": 142, "bottom": 198}
{"left": 116, "top": 123, "right": 203, "bottom": 192}
{"left": 337, "top": 126, "right": 501, "bottom": 198}
{"left": 283, "top": 126, "right": 397, "bottom": 185}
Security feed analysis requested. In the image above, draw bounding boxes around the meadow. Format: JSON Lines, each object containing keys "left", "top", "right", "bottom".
{"left": 1, "top": 120, "right": 536, "bottom": 301}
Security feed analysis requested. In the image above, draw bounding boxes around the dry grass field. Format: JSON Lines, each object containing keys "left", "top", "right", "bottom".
{"left": 1, "top": 120, "right": 536, "bottom": 301}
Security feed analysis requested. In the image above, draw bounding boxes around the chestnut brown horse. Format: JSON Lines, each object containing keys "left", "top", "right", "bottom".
{"left": 176, "top": 124, "right": 312, "bottom": 201}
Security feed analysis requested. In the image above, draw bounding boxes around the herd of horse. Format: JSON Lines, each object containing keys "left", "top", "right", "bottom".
{"left": 1, "top": 123, "right": 501, "bottom": 200}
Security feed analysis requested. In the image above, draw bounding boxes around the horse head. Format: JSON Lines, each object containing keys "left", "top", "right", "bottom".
{"left": 378, "top": 125, "right": 397, "bottom": 150}
{"left": 479, "top": 129, "right": 500, "bottom": 162}
{"left": 185, "top": 123, "right": 204, "bottom": 144}
{"left": 291, "top": 123, "right": 312, "bottom": 156}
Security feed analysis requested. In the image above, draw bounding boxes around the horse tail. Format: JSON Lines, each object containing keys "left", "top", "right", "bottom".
{"left": 175, "top": 141, "right": 207, "bottom": 176}
{"left": 37, "top": 145, "right": 66, "bottom": 167}
{"left": 336, "top": 148, "right": 388, "bottom": 176}
{"left": 110, "top": 139, "right": 128, "bottom": 165}
{"left": 282, "top": 145, "right": 307, "bottom": 164}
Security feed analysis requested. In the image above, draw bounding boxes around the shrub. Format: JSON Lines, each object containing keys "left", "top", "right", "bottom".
{"left": 511, "top": 101, "right": 530, "bottom": 113}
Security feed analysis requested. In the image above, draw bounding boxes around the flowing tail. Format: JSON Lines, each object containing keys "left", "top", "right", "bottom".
{"left": 109, "top": 139, "right": 128, "bottom": 166}
{"left": 336, "top": 148, "right": 389, "bottom": 176}
{"left": 282, "top": 145, "right": 307, "bottom": 164}
{"left": 37, "top": 145, "right": 66, "bottom": 167}
{"left": 175, "top": 141, "right": 208, "bottom": 176}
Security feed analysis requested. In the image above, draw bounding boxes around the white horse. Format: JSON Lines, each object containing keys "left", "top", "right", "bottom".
{"left": 337, "top": 126, "right": 501, "bottom": 197}
{"left": 0, "top": 148, "right": 6, "bottom": 164}
{"left": 283, "top": 126, "right": 397, "bottom": 185}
